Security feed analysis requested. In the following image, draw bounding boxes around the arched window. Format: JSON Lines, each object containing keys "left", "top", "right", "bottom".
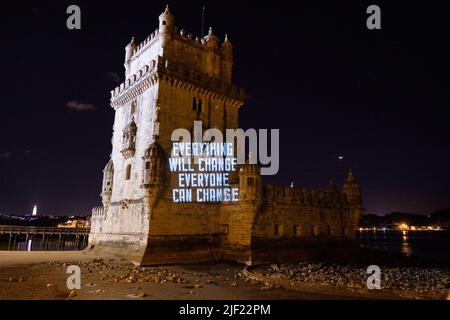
{"left": 125, "top": 164, "right": 132, "bottom": 180}
{"left": 197, "top": 99, "right": 202, "bottom": 113}
{"left": 130, "top": 101, "right": 136, "bottom": 116}
{"left": 192, "top": 97, "right": 197, "bottom": 111}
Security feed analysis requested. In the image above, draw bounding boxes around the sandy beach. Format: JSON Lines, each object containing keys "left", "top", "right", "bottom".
{"left": 0, "top": 250, "right": 448, "bottom": 300}
{"left": 0, "top": 250, "right": 345, "bottom": 300}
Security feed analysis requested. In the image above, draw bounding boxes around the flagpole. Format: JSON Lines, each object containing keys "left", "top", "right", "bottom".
{"left": 201, "top": 5, "right": 205, "bottom": 37}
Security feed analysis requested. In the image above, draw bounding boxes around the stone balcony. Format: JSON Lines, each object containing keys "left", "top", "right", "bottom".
{"left": 121, "top": 143, "right": 136, "bottom": 159}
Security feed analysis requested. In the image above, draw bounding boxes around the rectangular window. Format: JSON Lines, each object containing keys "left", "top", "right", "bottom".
{"left": 274, "top": 224, "right": 283, "bottom": 237}
{"left": 293, "top": 225, "right": 301, "bottom": 237}
{"left": 220, "top": 224, "right": 229, "bottom": 235}
{"left": 125, "top": 164, "right": 132, "bottom": 180}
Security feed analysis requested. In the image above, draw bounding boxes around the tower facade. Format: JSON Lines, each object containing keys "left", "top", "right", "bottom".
{"left": 89, "top": 7, "right": 363, "bottom": 265}
{"left": 90, "top": 6, "right": 245, "bottom": 264}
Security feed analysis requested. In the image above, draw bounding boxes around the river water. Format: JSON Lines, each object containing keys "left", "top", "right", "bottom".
{"left": 356, "top": 230, "right": 450, "bottom": 262}
{"left": 1, "top": 230, "right": 449, "bottom": 261}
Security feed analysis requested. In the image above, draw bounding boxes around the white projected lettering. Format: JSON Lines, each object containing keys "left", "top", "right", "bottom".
{"left": 170, "top": 142, "right": 239, "bottom": 203}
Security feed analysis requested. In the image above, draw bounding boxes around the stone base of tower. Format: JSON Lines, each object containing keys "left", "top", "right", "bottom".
{"left": 220, "top": 244, "right": 253, "bottom": 265}
{"left": 138, "top": 235, "right": 221, "bottom": 265}
{"left": 88, "top": 232, "right": 148, "bottom": 265}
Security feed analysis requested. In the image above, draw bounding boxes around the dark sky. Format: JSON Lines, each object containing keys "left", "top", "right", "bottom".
{"left": 0, "top": 1, "right": 449, "bottom": 216}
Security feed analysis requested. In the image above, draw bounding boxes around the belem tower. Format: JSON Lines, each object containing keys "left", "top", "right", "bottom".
{"left": 89, "top": 6, "right": 363, "bottom": 265}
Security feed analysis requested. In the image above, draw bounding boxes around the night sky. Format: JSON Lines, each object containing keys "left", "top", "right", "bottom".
{"left": 0, "top": 1, "right": 449, "bottom": 216}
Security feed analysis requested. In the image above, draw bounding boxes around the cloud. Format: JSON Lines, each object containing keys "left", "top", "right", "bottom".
{"left": 66, "top": 100, "right": 95, "bottom": 111}
{"left": 105, "top": 72, "right": 120, "bottom": 86}
{"left": 0, "top": 152, "right": 12, "bottom": 160}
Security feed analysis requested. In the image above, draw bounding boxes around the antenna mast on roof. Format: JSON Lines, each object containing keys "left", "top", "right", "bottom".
{"left": 201, "top": 5, "right": 206, "bottom": 37}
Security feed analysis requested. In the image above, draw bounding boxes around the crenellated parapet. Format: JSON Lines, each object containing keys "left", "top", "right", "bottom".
{"left": 114, "top": 5, "right": 239, "bottom": 111}
{"left": 111, "top": 56, "right": 244, "bottom": 109}
{"left": 157, "top": 58, "right": 244, "bottom": 102}
{"left": 263, "top": 184, "right": 347, "bottom": 208}
{"left": 131, "top": 30, "right": 160, "bottom": 61}
{"left": 92, "top": 206, "right": 106, "bottom": 218}
{"left": 110, "top": 60, "right": 159, "bottom": 108}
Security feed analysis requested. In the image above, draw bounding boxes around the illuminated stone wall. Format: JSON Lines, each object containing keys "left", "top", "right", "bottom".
{"left": 89, "top": 7, "right": 363, "bottom": 265}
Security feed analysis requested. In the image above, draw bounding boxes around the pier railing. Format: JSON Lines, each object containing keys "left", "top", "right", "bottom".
{"left": 0, "top": 225, "right": 90, "bottom": 236}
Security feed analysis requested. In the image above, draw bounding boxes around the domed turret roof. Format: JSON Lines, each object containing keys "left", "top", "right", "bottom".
{"left": 203, "top": 27, "right": 219, "bottom": 48}
{"left": 143, "top": 142, "right": 164, "bottom": 159}
{"left": 159, "top": 5, "right": 174, "bottom": 23}
{"left": 103, "top": 159, "right": 114, "bottom": 172}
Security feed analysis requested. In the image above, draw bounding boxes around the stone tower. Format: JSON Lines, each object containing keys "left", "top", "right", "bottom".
{"left": 90, "top": 7, "right": 363, "bottom": 265}
{"left": 89, "top": 6, "right": 245, "bottom": 264}
{"left": 342, "top": 168, "right": 363, "bottom": 239}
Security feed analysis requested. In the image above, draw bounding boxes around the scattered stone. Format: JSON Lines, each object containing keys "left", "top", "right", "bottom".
{"left": 68, "top": 290, "right": 77, "bottom": 298}
{"left": 46, "top": 283, "right": 54, "bottom": 288}
{"left": 136, "top": 291, "right": 148, "bottom": 298}
{"left": 242, "top": 262, "right": 450, "bottom": 298}
{"left": 230, "top": 281, "right": 238, "bottom": 287}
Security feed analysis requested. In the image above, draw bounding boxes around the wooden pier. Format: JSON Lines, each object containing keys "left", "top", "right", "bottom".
{"left": 0, "top": 225, "right": 90, "bottom": 251}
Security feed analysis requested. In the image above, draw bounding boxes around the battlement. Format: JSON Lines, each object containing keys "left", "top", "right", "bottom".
{"left": 111, "top": 55, "right": 244, "bottom": 108}
{"left": 263, "top": 184, "right": 348, "bottom": 207}
{"left": 110, "top": 58, "right": 158, "bottom": 100}
{"left": 132, "top": 29, "right": 160, "bottom": 60}
{"left": 128, "top": 26, "right": 232, "bottom": 64}
{"left": 158, "top": 57, "right": 244, "bottom": 99}
{"left": 91, "top": 206, "right": 106, "bottom": 217}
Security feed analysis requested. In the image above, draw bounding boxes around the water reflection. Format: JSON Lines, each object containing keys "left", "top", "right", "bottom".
{"left": 401, "top": 230, "right": 412, "bottom": 256}
{"left": 356, "top": 230, "right": 449, "bottom": 261}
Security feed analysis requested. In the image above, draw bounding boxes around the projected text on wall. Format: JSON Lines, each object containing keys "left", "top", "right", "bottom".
{"left": 169, "top": 142, "right": 239, "bottom": 203}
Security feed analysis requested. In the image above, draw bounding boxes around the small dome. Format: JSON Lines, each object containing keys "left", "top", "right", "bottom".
{"left": 343, "top": 168, "right": 360, "bottom": 188}
{"left": 127, "top": 37, "right": 136, "bottom": 48}
{"left": 143, "top": 142, "right": 163, "bottom": 159}
{"left": 222, "top": 34, "right": 232, "bottom": 48}
{"left": 103, "top": 159, "right": 114, "bottom": 172}
{"left": 203, "top": 27, "right": 219, "bottom": 48}
{"left": 124, "top": 119, "right": 137, "bottom": 131}
{"left": 159, "top": 5, "right": 174, "bottom": 24}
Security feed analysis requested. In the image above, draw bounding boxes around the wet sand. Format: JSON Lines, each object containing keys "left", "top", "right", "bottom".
{"left": 0, "top": 251, "right": 444, "bottom": 300}
{"left": 0, "top": 251, "right": 371, "bottom": 300}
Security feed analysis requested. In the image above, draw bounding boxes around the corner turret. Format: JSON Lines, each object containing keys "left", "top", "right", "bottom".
{"left": 239, "top": 155, "right": 262, "bottom": 203}
{"left": 101, "top": 159, "right": 114, "bottom": 206}
{"left": 203, "top": 27, "right": 219, "bottom": 49}
{"left": 159, "top": 5, "right": 174, "bottom": 44}
{"left": 342, "top": 168, "right": 362, "bottom": 207}
{"left": 124, "top": 37, "right": 136, "bottom": 75}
